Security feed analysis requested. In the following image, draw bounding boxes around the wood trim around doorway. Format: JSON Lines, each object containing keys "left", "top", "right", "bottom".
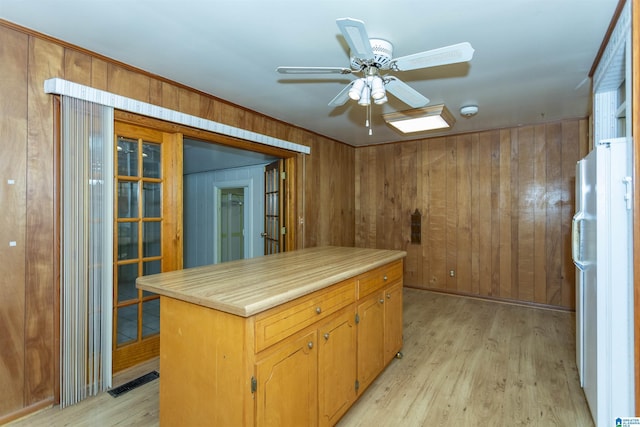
{"left": 114, "top": 110, "right": 302, "bottom": 251}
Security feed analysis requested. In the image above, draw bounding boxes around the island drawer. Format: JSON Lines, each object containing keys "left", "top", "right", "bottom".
{"left": 357, "top": 260, "right": 403, "bottom": 299}
{"left": 255, "top": 278, "right": 356, "bottom": 352}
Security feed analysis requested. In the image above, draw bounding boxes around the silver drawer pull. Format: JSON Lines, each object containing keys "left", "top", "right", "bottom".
{"left": 308, "top": 341, "right": 314, "bottom": 349}
{"left": 315, "top": 307, "right": 322, "bottom": 314}
{"left": 324, "top": 333, "right": 330, "bottom": 340}
{"left": 386, "top": 293, "right": 391, "bottom": 299}
{"left": 379, "top": 299, "right": 384, "bottom": 304}
{"left": 383, "top": 275, "right": 388, "bottom": 281}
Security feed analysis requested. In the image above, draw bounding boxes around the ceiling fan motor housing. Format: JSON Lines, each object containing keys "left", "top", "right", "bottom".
{"left": 350, "top": 38, "right": 394, "bottom": 70}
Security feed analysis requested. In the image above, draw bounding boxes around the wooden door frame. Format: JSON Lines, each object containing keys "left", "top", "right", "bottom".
{"left": 112, "top": 121, "right": 183, "bottom": 373}
{"left": 51, "top": 109, "right": 304, "bottom": 400}
{"left": 114, "top": 111, "right": 301, "bottom": 252}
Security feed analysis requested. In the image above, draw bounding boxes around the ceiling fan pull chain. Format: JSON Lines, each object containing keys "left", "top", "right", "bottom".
{"left": 368, "top": 97, "right": 373, "bottom": 135}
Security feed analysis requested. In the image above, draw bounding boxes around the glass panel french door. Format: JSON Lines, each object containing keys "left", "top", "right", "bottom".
{"left": 264, "top": 160, "right": 284, "bottom": 254}
{"left": 113, "top": 121, "right": 182, "bottom": 372}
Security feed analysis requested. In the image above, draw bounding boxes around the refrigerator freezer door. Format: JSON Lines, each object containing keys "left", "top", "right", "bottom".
{"left": 578, "top": 138, "right": 634, "bottom": 426}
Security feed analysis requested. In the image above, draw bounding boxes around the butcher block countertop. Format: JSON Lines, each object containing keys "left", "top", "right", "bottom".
{"left": 136, "top": 246, "right": 406, "bottom": 317}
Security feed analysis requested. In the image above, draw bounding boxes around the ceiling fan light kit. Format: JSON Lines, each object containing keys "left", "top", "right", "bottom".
{"left": 276, "top": 17, "right": 474, "bottom": 134}
{"left": 383, "top": 104, "right": 456, "bottom": 134}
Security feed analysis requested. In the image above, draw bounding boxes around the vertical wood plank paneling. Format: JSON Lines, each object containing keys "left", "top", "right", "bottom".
{"left": 26, "top": 35, "right": 63, "bottom": 405}
{"left": 321, "top": 139, "right": 334, "bottom": 246}
{"left": 108, "top": 63, "right": 151, "bottom": 102}
{"left": 322, "top": 139, "right": 335, "bottom": 245}
{"left": 545, "top": 123, "right": 563, "bottom": 306}
{"left": 470, "top": 133, "right": 481, "bottom": 295}
{"left": 516, "top": 126, "right": 535, "bottom": 301}
{"left": 375, "top": 145, "right": 387, "bottom": 249}
{"left": 149, "top": 78, "right": 163, "bottom": 106}
{"left": 0, "top": 24, "right": 28, "bottom": 416}
{"left": 304, "top": 139, "right": 320, "bottom": 248}
{"left": 400, "top": 142, "right": 420, "bottom": 286}
{"left": 498, "top": 129, "right": 512, "bottom": 299}
{"left": 509, "top": 129, "right": 520, "bottom": 299}
{"left": 304, "top": 136, "right": 355, "bottom": 248}
{"left": 533, "top": 125, "right": 547, "bottom": 304}
{"left": 354, "top": 119, "right": 586, "bottom": 309}
{"left": 490, "top": 132, "right": 501, "bottom": 297}
{"left": 477, "top": 132, "right": 492, "bottom": 296}
{"left": 90, "top": 57, "right": 108, "bottom": 91}
{"left": 390, "top": 143, "right": 403, "bottom": 250}
{"left": 367, "top": 147, "right": 378, "bottom": 246}
{"left": 561, "top": 120, "right": 582, "bottom": 308}
{"left": 456, "top": 134, "right": 472, "bottom": 294}
{"left": 427, "top": 138, "right": 447, "bottom": 288}
{"left": 63, "top": 49, "right": 92, "bottom": 85}
{"left": 419, "top": 141, "right": 430, "bottom": 289}
{"left": 161, "top": 82, "right": 181, "bottom": 111}
{"left": 354, "top": 148, "right": 364, "bottom": 247}
{"left": 178, "top": 87, "right": 201, "bottom": 117}
{"left": 445, "top": 137, "right": 457, "bottom": 291}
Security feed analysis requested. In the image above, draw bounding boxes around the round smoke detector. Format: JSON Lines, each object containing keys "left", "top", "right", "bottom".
{"left": 350, "top": 38, "right": 394, "bottom": 70}
{"left": 460, "top": 105, "right": 479, "bottom": 117}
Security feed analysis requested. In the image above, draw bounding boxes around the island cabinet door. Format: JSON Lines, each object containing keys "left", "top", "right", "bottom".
{"left": 318, "top": 308, "right": 357, "bottom": 427}
{"left": 356, "top": 291, "right": 385, "bottom": 393}
{"left": 383, "top": 281, "right": 403, "bottom": 364}
{"left": 255, "top": 329, "right": 318, "bottom": 427}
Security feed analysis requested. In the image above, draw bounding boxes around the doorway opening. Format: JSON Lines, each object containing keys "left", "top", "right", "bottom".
{"left": 183, "top": 138, "right": 282, "bottom": 268}
{"left": 214, "top": 183, "right": 251, "bottom": 263}
{"left": 219, "top": 187, "right": 245, "bottom": 262}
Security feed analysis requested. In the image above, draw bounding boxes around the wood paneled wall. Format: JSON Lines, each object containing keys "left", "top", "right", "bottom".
{"left": 355, "top": 121, "right": 589, "bottom": 309}
{"left": 302, "top": 135, "right": 356, "bottom": 248}
{"left": 0, "top": 20, "right": 354, "bottom": 422}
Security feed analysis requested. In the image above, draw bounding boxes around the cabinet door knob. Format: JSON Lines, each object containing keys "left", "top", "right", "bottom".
{"left": 379, "top": 299, "right": 384, "bottom": 304}
{"left": 315, "top": 307, "right": 322, "bottom": 314}
{"left": 308, "top": 341, "right": 314, "bottom": 349}
{"left": 386, "top": 293, "right": 391, "bottom": 299}
{"left": 323, "top": 333, "right": 330, "bottom": 341}
{"left": 383, "top": 275, "right": 388, "bottom": 281}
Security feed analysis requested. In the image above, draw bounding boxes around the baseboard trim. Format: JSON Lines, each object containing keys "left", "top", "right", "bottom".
{"left": 404, "top": 286, "right": 574, "bottom": 313}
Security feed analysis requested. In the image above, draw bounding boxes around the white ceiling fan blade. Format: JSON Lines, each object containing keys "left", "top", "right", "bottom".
{"left": 276, "top": 66, "right": 353, "bottom": 75}
{"left": 392, "top": 42, "right": 475, "bottom": 71}
{"left": 385, "top": 76, "right": 430, "bottom": 108}
{"left": 328, "top": 81, "right": 355, "bottom": 107}
{"left": 336, "top": 18, "right": 375, "bottom": 61}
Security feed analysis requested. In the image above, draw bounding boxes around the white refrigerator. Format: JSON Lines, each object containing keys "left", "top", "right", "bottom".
{"left": 572, "top": 137, "right": 634, "bottom": 426}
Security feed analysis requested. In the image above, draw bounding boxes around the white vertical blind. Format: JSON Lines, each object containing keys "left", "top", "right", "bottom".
{"left": 60, "top": 96, "right": 114, "bottom": 407}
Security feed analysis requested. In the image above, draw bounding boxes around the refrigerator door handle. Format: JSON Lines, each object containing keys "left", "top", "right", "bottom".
{"left": 572, "top": 212, "right": 587, "bottom": 270}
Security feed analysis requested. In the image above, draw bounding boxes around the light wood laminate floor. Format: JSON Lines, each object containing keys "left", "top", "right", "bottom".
{"left": 9, "top": 288, "right": 593, "bottom": 426}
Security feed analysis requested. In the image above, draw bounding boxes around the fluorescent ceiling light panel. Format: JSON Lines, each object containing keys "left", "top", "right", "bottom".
{"left": 383, "top": 104, "right": 455, "bottom": 134}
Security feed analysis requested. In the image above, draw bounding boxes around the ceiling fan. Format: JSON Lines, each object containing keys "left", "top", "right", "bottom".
{"left": 276, "top": 18, "right": 475, "bottom": 111}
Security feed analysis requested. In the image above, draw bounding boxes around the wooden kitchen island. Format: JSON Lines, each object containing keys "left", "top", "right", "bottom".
{"left": 136, "top": 246, "right": 406, "bottom": 427}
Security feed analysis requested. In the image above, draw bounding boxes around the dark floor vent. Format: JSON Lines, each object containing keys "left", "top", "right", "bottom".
{"left": 108, "top": 371, "right": 159, "bottom": 398}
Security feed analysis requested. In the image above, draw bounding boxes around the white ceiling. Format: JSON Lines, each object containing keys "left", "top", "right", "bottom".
{"left": 183, "top": 138, "right": 278, "bottom": 174}
{"left": 0, "top": 0, "right": 619, "bottom": 147}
